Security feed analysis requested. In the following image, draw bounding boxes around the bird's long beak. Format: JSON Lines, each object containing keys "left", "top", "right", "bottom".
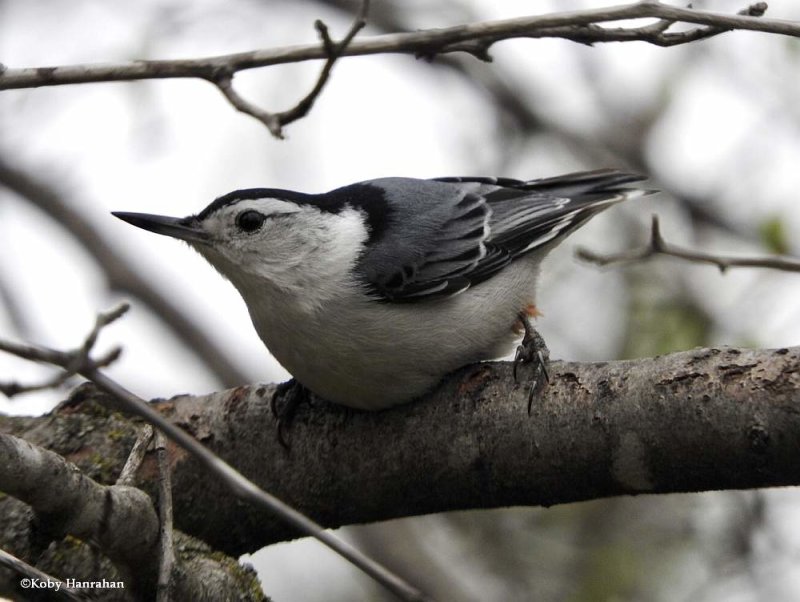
{"left": 112, "top": 212, "right": 209, "bottom": 244}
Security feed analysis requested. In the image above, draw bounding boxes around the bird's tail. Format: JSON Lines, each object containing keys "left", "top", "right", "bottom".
{"left": 521, "top": 168, "right": 656, "bottom": 204}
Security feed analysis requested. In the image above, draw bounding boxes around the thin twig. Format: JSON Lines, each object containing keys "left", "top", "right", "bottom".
{"left": 155, "top": 431, "right": 175, "bottom": 602}
{"left": 0, "top": 369, "right": 79, "bottom": 398}
{"left": 79, "top": 304, "right": 128, "bottom": 357}
{"left": 117, "top": 424, "right": 154, "bottom": 487}
{"left": 210, "top": 0, "right": 369, "bottom": 137}
{"left": 577, "top": 215, "right": 800, "bottom": 273}
{"left": 272, "top": 1, "right": 370, "bottom": 133}
{"left": 0, "top": 304, "right": 126, "bottom": 398}
{"left": 213, "top": 73, "right": 282, "bottom": 135}
{"left": 0, "top": 309, "right": 430, "bottom": 602}
{"left": 0, "top": 547, "right": 87, "bottom": 601}
{"left": 0, "top": 2, "right": 787, "bottom": 135}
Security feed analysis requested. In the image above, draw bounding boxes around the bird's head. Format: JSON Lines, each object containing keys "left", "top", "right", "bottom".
{"left": 113, "top": 188, "right": 371, "bottom": 300}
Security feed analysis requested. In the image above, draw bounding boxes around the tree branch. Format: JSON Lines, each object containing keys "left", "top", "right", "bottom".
{"left": 577, "top": 215, "right": 800, "bottom": 273}
{"left": 520, "top": 2, "right": 769, "bottom": 48}
{"left": 3, "top": 345, "right": 797, "bottom": 558}
{"left": 0, "top": 2, "right": 788, "bottom": 135}
{"left": 1, "top": 2, "right": 784, "bottom": 89}
{"left": 0, "top": 304, "right": 125, "bottom": 397}
{"left": 210, "top": 0, "right": 369, "bottom": 137}
{"left": 155, "top": 431, "right": 175, "bottom": 602}
{"left": 0, "top": 433, "right": 265, "bottom": 600}
{"left": 0, "top": 432, "right": 160, "bottom": 595}
{"left": 116, "top": 424, "right": 154, "bottom": 487}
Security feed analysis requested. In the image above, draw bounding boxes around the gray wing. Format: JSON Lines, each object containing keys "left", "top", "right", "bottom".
{"left": 355, "top": 170, "right": 650, "bottom": 302}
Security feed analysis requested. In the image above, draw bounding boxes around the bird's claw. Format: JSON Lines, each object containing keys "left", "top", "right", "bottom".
{"left": 513, "top": 314, "right": 550, "bottom": 414}
{"left": 270, "top": 379, "right": 310, "bottom": 449}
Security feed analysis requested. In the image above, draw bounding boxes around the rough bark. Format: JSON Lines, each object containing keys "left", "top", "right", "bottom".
{"left": 0, "top": 407, "right": 265, "bottom": 601}
{"left": 0, "top": 345, "right": 798, "bottom": 593}
{"left": 0, "top": 433, "right": 159, "bottom": 590}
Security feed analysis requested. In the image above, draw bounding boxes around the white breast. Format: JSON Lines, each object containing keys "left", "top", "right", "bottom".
{"left": 237, "top": 255, "right": 542, "bottom": 410}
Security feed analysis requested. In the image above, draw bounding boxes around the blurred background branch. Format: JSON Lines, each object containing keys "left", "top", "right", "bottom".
{"left": 577, "top": 214, "right": 800, "bottom": 271}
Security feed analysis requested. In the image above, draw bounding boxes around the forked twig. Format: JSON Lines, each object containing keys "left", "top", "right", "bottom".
{"left": 212, "top": 0, "right": 370, "bottom": 137}
{"left": 577, "top": 215, "right": 800, "bottom": 273}
{"left": 0, "top": 303, "right": 127, "bottom": 397}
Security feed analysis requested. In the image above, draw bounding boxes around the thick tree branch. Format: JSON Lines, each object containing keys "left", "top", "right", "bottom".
{"left": 0, "top": 433, "right": 160, "bottom": 594}
{"left": 577, "top": 215, "right": 800, "bottom": 272}
{"left": 163, "top": 346, "right": 800, "bottom": 553}
{"left": 3, "top": 346, "right": 797, "bottom": 559}
{"left": 0, "top": 2, "right": 787, "bottom": 135}
{"left": 0, "top": 432, "right": 267, "bottom": 600}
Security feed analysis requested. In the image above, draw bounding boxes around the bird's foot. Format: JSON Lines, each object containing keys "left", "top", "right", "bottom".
{"left": 270, "top": 378, "right": 311, "bottom": 449}
{"left": 513, "top": 313, "right": 550, "bottom": 414}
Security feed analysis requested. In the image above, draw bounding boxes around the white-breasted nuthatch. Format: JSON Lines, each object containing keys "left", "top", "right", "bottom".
{"left": 113, "top": 169, "right": 650, "bottom": 412}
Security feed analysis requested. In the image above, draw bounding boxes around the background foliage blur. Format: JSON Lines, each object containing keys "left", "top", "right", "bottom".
{"left": 2, "top": 0, "right": 800, "bottom": 600}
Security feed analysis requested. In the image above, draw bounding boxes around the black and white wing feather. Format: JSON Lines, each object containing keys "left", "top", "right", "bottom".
{"left": 351, "top": 169, "right": 651, "bottom": 302}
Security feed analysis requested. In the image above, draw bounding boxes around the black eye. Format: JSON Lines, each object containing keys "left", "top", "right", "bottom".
{"left": 236, "top": 210, "right": 266, "bottom": 233}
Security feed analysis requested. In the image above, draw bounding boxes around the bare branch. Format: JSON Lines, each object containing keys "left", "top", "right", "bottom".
{"left": 0, "top": 312, "right": 430, "bottom": 602}
{"left": 213, "top": 73, "right": 283, "bottom": 136}
{"left": 0, "top": 2, "right": 784, "bottom": 88}
{"left": 0, "top": 2, "right": 788, "bottom": 135}
{"left": 79, "top": 303, "right": 128, "bottom": 357}
{"left": 0, "top": 432, "right": 160, "bottom": 589}
{"left": 522, "top": 2, "right": 769, "bottom": 48}
{"left": 0, "top": 304, "right": 126, "bottom": 398}
{"left": 155, "top": 431, "right": 175, "bottom": 602}
{"left": 116, "top": 424, "right": 154, "bottom": 487}
{"left": 0, "top": 433, "right": 266, "bottom": 600}
{"left": 211, "top": 0, "right": 369, "bottom": 137}
{"left": 0, "top": 369, "right": 78, "bottom": 398}
{"left": 577, "top": 215, "right": 800, "bottom": 273}
{"left": 0, "top": 547, "right": 87, "bottom": 601}
{"left": 273, "top": 2, "right": 370, "bottom": 133}
{"left": 4, "top": 345, "right": 798, "bottom": 556}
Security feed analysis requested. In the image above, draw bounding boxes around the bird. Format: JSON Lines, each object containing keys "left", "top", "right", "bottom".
{"left": 113, "top": 169, "right": 650, "bottom": 419}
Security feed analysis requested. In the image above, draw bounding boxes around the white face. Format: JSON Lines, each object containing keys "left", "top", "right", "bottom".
{"left": 190, "top": 197, "right": 369, "bottom": 302}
